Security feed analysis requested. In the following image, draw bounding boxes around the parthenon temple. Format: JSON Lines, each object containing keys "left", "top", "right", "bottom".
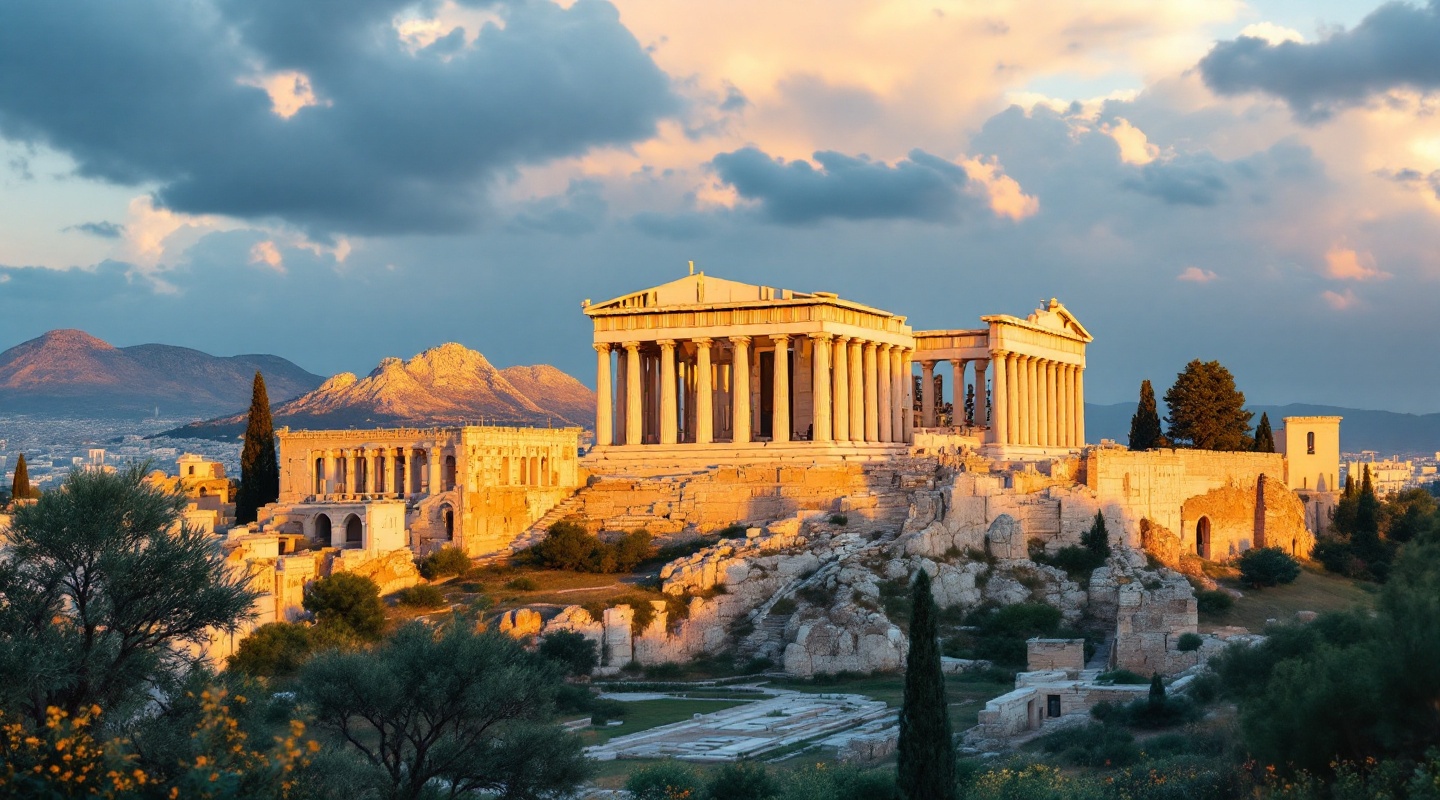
{"left": 583, "top": 272, "right": 1091, "bottom": 464}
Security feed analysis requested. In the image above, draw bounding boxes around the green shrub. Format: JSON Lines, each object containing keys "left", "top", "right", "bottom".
{"left": 1177, "top": 632, "right": 1204, "bottom": 652}
{"left": 226, "top": 621, "right": 314, "bottom": 678}
{"left": 643, "top": 662, "right": 683, "bottom": 680}
{"left": 417, "top": 546, "right": 472, "bottom": 580}
{"left": 304, "top": 572, "right": 386, "bottom": 640}
{"left": 393, "top": 584, "right": 447, "bottom": 609}
{"left": 525, "top": 520, "right": 654, "bottom": 573}
{"left": 626, "top": 761, "right": 703, "bottom": 800}
{"left": 1238, "top": 546, "right": 1301, "bottom": 588}
{"left": 1095, "top": 669, "right": 1149, "bottom": 685}
{"left": 589, "top": 698, "right": 627, "bottom": 724}
{"left": 505, "top": 576, "right": 539, "bottom": 591}
{"left": 458, "top": 581, "right": 485, "bottom": 593}
{"left": 554, "top": 684, "right": 595, "bottom": 715}
{"left": 1195, "top": 589, "right": 1234, "bottom": 615}
{"left": 539, "top": 630, "right": 598, "bottom": 677}
{"left": 1035, "top": 545, "right": 1105, "bottom": 579}
{"left": 780, "top": 764, "right": 903, "bottom": 800}
{"left": 1037, "top": 722, "right": 1141, "bottom": 767}
{"left": 706, "top": 761, "right": 780, "bottom": 800}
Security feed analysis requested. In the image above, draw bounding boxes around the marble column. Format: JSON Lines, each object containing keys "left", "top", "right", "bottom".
{"left": 890, "top": 347, "right": 905, "bottom": 443}
{"left": 658, "top": 340, "right": 678, "bottom": 445}
{"left": 877, "top": 344, "right": 893, "bottom": 443}
{"left": 1014, "top": 357, "right": 1030, "bottom": 446}
{"left": 428, "top": 447, "right": 441, "bottom": 493}
{"left": 388, "top": 449, "right": 401, "bottom": 496}
{"left": 832, "top": 336, "right": 850, "bottom": 441}
{"left": 1038, "top": 360, "right": 1052, "bottom": 448}
{"left": 949, "top": 359, "right": 965, "bottom": 426}
{"left": 320, "top": 449, "right": 333, "bottom": 496}
{"left": 1056, "top": 364, "right": 1070, "bottom": 448}
{"left": 695, "top": 339, "right": 714, "bottom": 444}
{"left": 1028, "top": 357, "right": 1042, "bottom": 446}
{"left": 974, "top": 359, "right": 990, "bottom": 429}
{"left": 863, "top": 342, "right": 880, "bottom": 442}
{"left": 771, "top": 334, "right": 790, "bottom": 443}
{"left": 1062, "top": 364, "right": 1076, "bottom": 448}
{"left": 731, "top": 336, "right": 751, "bottom": 444}
{"left": 991, "top": 352, "right": 1009, "bottom": 444}
{"left": 624, "top": 342, "right": 642, "bottom": 445}
{"left": 920, "top": 361, "right": 936, "bottom": 428}
{"left": 901, "top": 349, "right": 914, "bottom": 443}
{"left": 367, "top": 449, "right": 380, "bottom": 495}
{"left": 615, "top": 348, "right": 627, "bottom": 445}
{"left": 848, "top": 340, "right": 864, "bottom": 443}
{"left": 810, "top": 333, "right": 832, "bottom": 441}
{"left": 594, "top": 344, "right": 612, "bottom": 447}
{"left": 1075, "top": 367, "right": 1086, "bottom": 446}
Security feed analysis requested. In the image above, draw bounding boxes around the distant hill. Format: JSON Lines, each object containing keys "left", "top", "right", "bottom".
{"left": 1086, "top": 402, "right": 1440, "bottom": 457}
{"left": 164, "top": 342, "right": 595, "bottom": 440}
{"left": 0, "top": 329, "right": 324, "bottom": 418}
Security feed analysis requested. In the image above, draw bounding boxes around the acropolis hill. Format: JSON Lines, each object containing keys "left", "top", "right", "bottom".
{"left": 201, "top": 271, "right": 1339, "bottom": 745}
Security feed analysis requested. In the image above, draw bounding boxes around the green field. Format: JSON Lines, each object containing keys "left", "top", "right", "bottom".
{"left": 579, "top": 698, "right": 749, "bottom": 745}
{"left": 1200, "top": 565, "right": 1374, "bottom": 632}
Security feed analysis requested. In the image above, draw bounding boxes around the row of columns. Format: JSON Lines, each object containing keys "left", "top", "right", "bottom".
{"left": 989, "top": 352, "right": 1084, "bottom": 448}
{"left": 595, "top": 335, "right": 913, "bottom": 447}
{"left": 311, "top": 447, "right": 440, "bottom": 498}
{"left": 918, "top": 358, "right": 991, "bottom": 429}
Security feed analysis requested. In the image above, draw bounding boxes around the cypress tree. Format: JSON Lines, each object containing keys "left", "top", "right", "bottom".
{"left": 236, "top": 371, "right": 279, "bottom": 524}
{"left": 896, "top": 569, "right": 956, "bottom": 800}
{"left": 1253, "top": 412, "right": 1275, "bottom": 452}
{"left": 1128, "top": 380, "right": 1164, "bottom": 451}
{"left": 1353, "top": 464, "right": 1385, "bottom": 567}
{"left": 10, "top": 453, "right": 34, "bottom": 500}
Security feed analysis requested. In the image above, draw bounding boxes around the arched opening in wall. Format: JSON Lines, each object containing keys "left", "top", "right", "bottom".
{"left": 314, "top": 514, "right": 332, "bottom": 545}
{"left": 199, "top": 487, "right": 208, "bottom": 498}
{"left": 344, "top": 514, "right": 363, "bottom": 548}
{"left": 1291, "top": 537, "right": 1297, "bottom": 556}
{"left": 337, "top": 459, "right": 348, "bottom": 493}
{"left": 1196, "top": 516, "right": 1211, "bottom": 560}
{"left": 1307, "top": 431, "right": 1315, "bottom": 455}
{"left": 376, "top": 458, "right": 386, "bottom": 494}
{"left": 540, "top": 456, "right": 549, "bottom": 487}
{"left": 314, "top": 458, "right": 324, "bottom": 493}
{"left": 444, "top": 455, "right": 457, "bottom": 491}
{"left": 441, "top": 505, "right": 455, "bottom": 541}
{"left": 356, "top": 459, "right": 368, "bottom": 494}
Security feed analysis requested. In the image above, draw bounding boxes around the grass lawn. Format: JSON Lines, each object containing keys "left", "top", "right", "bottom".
{"left": 579, "top": 698, "right": 750, "bottom": 746}
{"left": 1200, "top": 565, "right": 1374, "bottom": 633}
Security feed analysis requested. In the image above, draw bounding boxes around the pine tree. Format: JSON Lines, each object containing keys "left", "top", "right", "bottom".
{"left": 1163, "top": 359, "right": 1254, "bottom": 450}
{"left": 235, "top": 371, "right": 279, "bottom": 524}
{"left": 1128, "top": 380, "right": 1164, "bottom": 451}
{"left": 10, "top": 453, "right": 34, "bottom": 500}
{"left": 1253, "top": 412, "right": 1276, "bottom": 452}
{"left": 896, "top": 569, "right": 956, "bottom": 800}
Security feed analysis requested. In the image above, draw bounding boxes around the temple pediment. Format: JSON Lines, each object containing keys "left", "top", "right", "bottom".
{"left": 586, "top": 273, "right": 815, "bottom": 314}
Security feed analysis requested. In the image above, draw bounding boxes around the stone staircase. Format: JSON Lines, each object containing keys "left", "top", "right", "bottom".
{"left": 478, "top": 491, "right": 587, "bottom": 564}
{"left": 1086, "top": 631, "right": 1115, "bottom": 671}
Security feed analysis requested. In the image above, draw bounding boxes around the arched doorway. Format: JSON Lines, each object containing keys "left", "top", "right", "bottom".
{"left": 314, "top": 514, "right": 332, "bottom": 545}
{"left": 1196, "top": 517, "right": 1211, "bottom": 560}
{"left": 344, "top": 514, "right": 363, "bottom": 548}
{"left": 442, "top": 505, "right": 455, "bottom": 541}
{"left": 444, "top": 455, "right": 457, "bottom": 491}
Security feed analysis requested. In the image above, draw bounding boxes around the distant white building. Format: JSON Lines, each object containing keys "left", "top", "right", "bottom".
{"left": 1345, "top": 458, "right": 1415, "bottom": 496}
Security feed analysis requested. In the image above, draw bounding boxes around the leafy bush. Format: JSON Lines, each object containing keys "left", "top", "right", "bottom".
{"left": 1034, "top": 545, "right": 1105, "bottom": 579}
{"left": 706, "top": 761, "right": 781, "bottom": 800}
{"left": 304, "top": 572, "right": 386, "bottom": 640}
{"left": 417, "top": 546, "right": 472, "bottom": 580}
{"left": 505, "top": 577, "right": 539, "bottom": 591}
{"left": 458, "top": 581, "right": 485, "bottom": 593}
{"left": 588, "top": 698, "right": 627, "bottom": 724}
{"left": 539, "top": 631, "right": 599, "bottom": 677}
{"left": 1095, "top": 669, "right": 1149, "bottom": 685}
{"left": 780, "top": 764, "right": 903, "bottom": 800}
{"left": 1238, "top": 546, "right": 1301, "bottom": 588}
{"left": 393, "top": 584, "right": 447, "bottom": 609}
{"left": 1177, "top": 632, "right": 1204, "bottom": 652}
{"left": 1092, "top": 680, "right": 1203, "bottom": 730}
{"left": 226, "top": 621, "right": 314, "bottom": 678}
{"left": 1082, "top": 511, "right": 1112, "bottom": 561}
{"left": 626, "top": 761, "right": 703, "bottom": 800}
{"left": 525, "top": 520, "right": 653, "bottom": 573}
{"left": 1036, "top": 722, "right": 1141, "bottom": 767}
{"left": 554, "top": 684, "right": 595, "bottom": 715}
{"left": 948, "top": 602, "right": 1069, "bottom": 666}
{"left": 1194, "top": 589, "right": 1234, "bottom": 615}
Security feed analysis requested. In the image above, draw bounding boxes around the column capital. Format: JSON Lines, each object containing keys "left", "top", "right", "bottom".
{"left": 622, "top": 340, "right": 641, "bottom": 351}
{"left": 808, "top": 331, "right": 833, "bottom": 343}
{"left": 656, "top": 339, "right": 676, "bottom": 349}
{"left": 729, "top": 335, "right": 752, "bottom": 346}
{"left": 769, "top": 333, "right": 789, "bottom": 343}
{"left": 862, "top": 340, "right": 878, "bottom": 351}
{"left": 992, "top": 349, "right": 1011, "bottom": 358}
{"left": 593, "top": 342, "right": 611, "bottom": 354}
{"left": 878, "top": 342, "right": 893, "bottom": 352}
{"left": 920, "top": 358, "right": 936, "bottom": 368}
{"left": 692, "top": 336, "right": 713, "bottom": 346}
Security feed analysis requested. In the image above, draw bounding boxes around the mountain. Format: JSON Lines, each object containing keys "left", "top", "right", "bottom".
{"left": 164, "top": 342, "right": 595, "bottom": 439}
{"left": 0, "top": 329, "right": 325, "bottom": 417}
{"left": 1086, "top": 402, "right": 1440, "bottom": 457}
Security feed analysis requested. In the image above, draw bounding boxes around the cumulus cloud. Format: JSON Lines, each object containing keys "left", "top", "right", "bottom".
{"left": 1200, "top": 1, "right": 1440, "bottom": 119}
{"left": 710, "top": 147, "right": 976, "bottom": 224}
{"left": 1325, "top": 246, "right": 1390, "bottom": 281}
{"left": 960, "top": 157, "right": 1039, "bottom": 221}
{"left": 1322, "top": 288, "right": 1360, "bottom": 310}
{"left": 0, "top": 0, "right": 677, "bottom": 235}
{"left": 1177, "top": 266, "right": 1218, "bottom": 282}
{"left": 1122, "top": 153, "right": 1230, "bottom": 206}
{"left": 249, "top": 240, "right": 284, "bottom": 271}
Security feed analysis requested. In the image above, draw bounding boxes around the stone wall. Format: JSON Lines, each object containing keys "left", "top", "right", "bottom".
{"left": 1027, "top": 639, "right": 1085, "bottom": 671}
{"left": 1111, "top": 569, "right": 1199, "bottom": 676}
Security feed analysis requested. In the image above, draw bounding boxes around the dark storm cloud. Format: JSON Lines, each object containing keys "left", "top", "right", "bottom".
{"left": 1199, "top": 0, "right": 1440, "bottom": 120}
{"left": 1123, "top": 154, "right": 1230, "bottom": 206}
{"left": 0, "top": 0, "right": 677, "bottom": 235}
{"left": 710, "top": 147, "right": 973, "bottom": 224}
{"left": 66, "top": 221, "right": 126, "bottom": 239}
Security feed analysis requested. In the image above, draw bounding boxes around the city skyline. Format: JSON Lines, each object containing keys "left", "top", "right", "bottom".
{"left": 2, "top": 0, "right": 1438, "bottom": 411}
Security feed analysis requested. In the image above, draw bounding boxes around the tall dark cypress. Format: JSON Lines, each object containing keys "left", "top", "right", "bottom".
{"left": 1253, "top": 412, "right": 1275, "bottom": 452}
{"left": 10, "top": 453, "right": 34, "bottom": 500}
{"left": 236, "top": 371, "right": 279, "bottom": 524}
{"left": 896, "top": 569, "right": 956, "bottom": 800}
{"left": 1353, "top": 464, "right": 1384, "bottom": 565}
{"left": 1128, "top": 380, "right": 1164, "bottom": 451}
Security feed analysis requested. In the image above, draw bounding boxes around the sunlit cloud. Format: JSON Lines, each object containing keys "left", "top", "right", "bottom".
{"left": 1237, "top": 22, "right": 1304, "bottom": 45}
{"left": 1177, "top": 266, "right": 1218, "bottom": 283}
{"left": 238, "top": 71, "right": 327, "bottom": 119}
{"left": 1322, "top": 288, "right": 1359, "bottom": 310}
{"left": 961, "top": 157, "right": 1039, "bottom": 221}
{"left": 1103, "top": 118, "right": 1160, "bottom": 165}
{"left": 249, "top": 240, "right": 284, "bottom": 272}
{"left": 1324, "top": 246, "right": 1389, "bottom": 281}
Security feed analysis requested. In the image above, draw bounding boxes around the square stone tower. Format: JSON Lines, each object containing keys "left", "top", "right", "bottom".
{"left": 1278, "top": 416, "right": 1341, "bottom": 493}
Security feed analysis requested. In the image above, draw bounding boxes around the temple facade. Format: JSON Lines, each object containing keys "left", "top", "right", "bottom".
{"left": 264, "top": 425, "right": 582, "bottom": 556}
{"left": 584, "top": 272, "right": 1090, "bottom": 464}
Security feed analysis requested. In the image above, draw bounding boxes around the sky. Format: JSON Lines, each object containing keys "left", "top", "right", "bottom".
{"left": 1, "top": 0, "right": 1437, "bottom": 412}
